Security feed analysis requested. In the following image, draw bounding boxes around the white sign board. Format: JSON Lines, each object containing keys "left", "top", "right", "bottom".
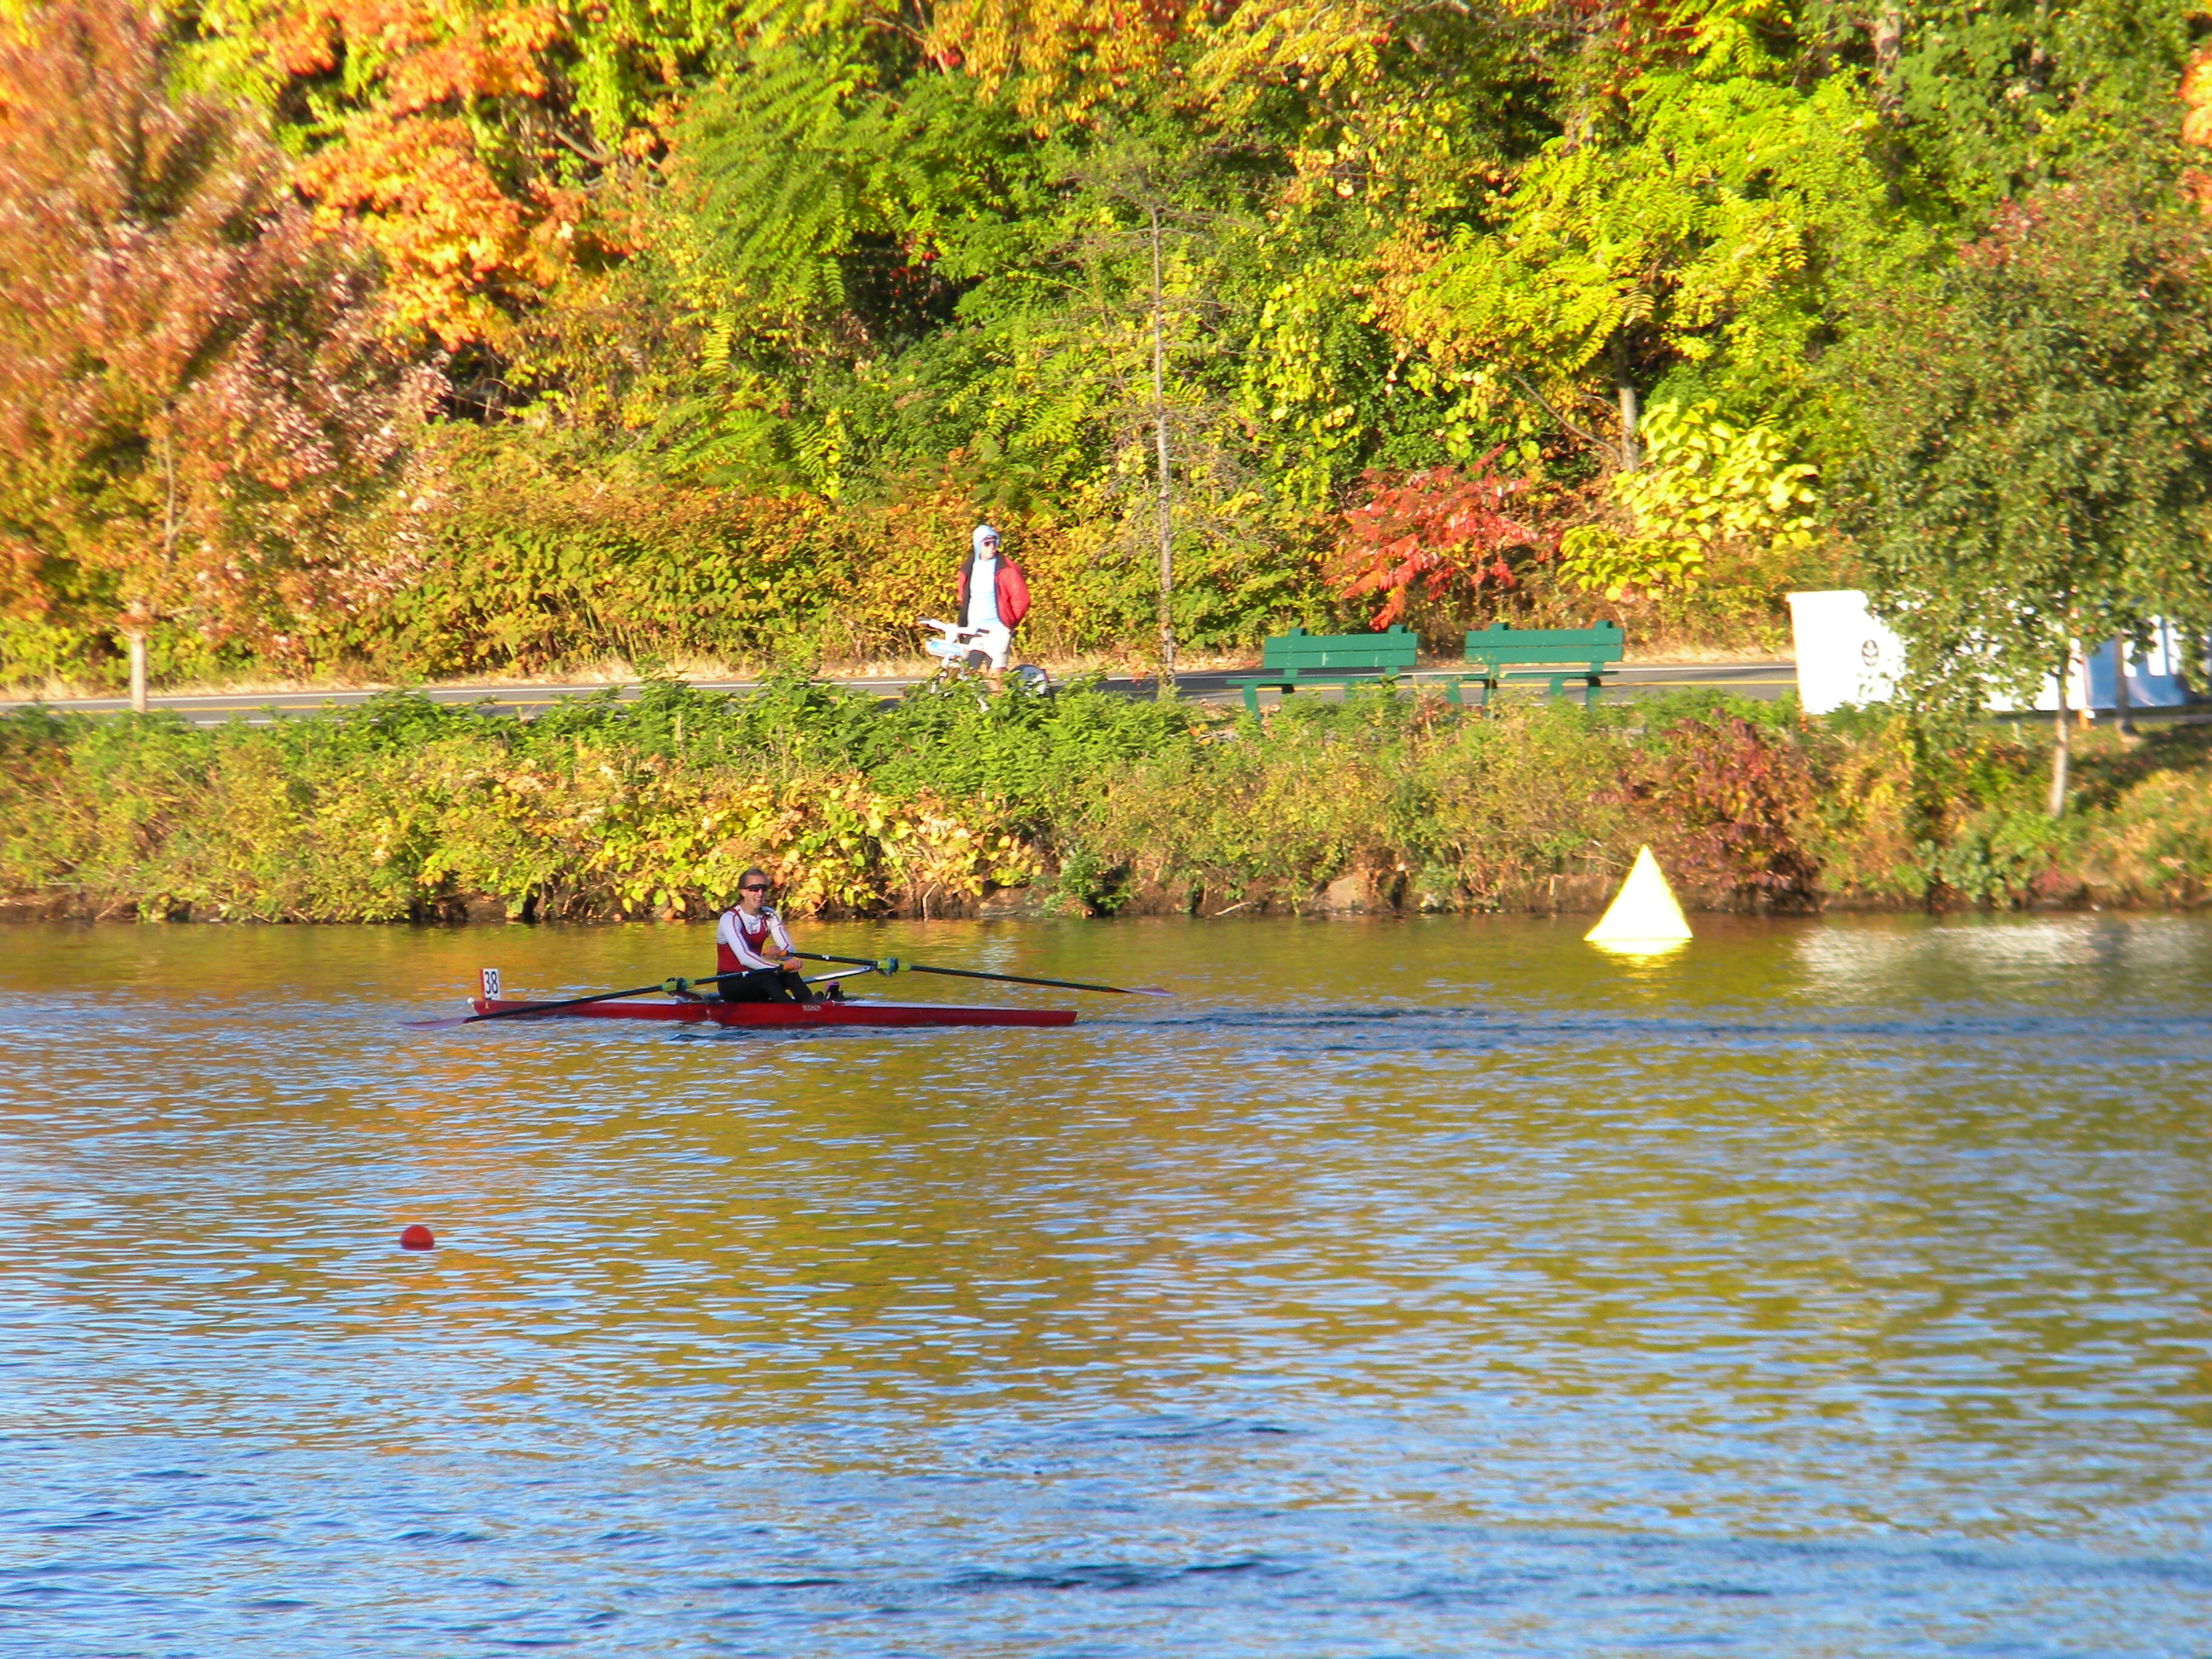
{"left": 1787, "top": 591, "right": 1905, "bottom": 714}
{"left": 1789, "top": 589, "right": 2200, "bottom": 713}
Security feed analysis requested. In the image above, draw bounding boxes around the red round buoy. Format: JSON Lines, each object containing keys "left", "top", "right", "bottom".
{"left": 400, "top": 1224, "right": 435, "bottom": 1250}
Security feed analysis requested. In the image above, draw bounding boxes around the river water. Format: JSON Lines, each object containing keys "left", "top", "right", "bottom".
{"left": 2, "top": 915, "right": 2208, "bottom": 1657}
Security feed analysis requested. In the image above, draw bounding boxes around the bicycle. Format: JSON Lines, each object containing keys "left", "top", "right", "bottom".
{"left": 917, "top": 618, "right": 1051, "bottom": 702}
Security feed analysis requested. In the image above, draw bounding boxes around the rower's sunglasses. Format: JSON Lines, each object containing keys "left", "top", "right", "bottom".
{"left": 740, "top": 882, "right": 769, "bottom": 893}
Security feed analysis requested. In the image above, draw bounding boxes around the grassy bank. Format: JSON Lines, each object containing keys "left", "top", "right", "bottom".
{"left": 2, "top": 682, "right": 2207, "bottom": 923}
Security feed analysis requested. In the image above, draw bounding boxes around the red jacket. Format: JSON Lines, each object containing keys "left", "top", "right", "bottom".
{"left": 956, "top": 555, "right": 1030, "bottom": 629}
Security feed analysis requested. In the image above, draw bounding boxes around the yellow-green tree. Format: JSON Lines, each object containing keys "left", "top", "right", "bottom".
{"left": 1839, "top": 167, "right": 2212, "bottom": 814}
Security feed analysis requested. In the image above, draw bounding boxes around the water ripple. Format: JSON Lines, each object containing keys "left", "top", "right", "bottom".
{"left": 1, "top": 914, "right": 2208, "bottom": 1657}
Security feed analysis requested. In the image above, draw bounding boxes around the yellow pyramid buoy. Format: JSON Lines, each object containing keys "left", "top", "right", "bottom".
{"left": 1586, "top": 845, "right": 1692, "bottom": 953}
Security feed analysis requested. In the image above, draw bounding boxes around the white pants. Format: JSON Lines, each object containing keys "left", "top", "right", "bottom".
{"left": 962, "top": 625, "right": 1012, "bottom": 671}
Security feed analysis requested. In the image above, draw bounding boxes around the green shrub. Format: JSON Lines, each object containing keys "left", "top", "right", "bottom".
{"left": 4, "top": 688, "right": 2208, "bottom": 920}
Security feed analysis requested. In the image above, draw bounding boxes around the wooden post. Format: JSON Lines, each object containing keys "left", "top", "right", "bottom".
{"left": 126, "top": 625, "right": 147, "bottom": 714}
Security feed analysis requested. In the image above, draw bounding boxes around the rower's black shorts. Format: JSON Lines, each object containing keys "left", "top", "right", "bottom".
{"left": 719, "top": 967, "right": 813, "bottom": 1004}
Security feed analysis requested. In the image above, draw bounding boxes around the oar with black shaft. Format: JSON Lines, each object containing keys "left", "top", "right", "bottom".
{"left": 405, "top": 976, "right": 706, "bottom": 1029}
{"left": 783, "top": 951, "right": 1168, "bottom": 997}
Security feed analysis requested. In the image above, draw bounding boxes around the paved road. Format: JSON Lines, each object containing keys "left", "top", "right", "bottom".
{"left": 0, "top": 661, "right": 1798, "bottom": 726}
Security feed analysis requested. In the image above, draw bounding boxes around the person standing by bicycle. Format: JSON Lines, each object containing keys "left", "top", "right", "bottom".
{"left": 954, "top": 524, "right": 1031, "bottom": 694}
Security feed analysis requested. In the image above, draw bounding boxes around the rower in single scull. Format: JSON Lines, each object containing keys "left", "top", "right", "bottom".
{"left": 714, "top": 869, "right": 824, "bottom": 1004}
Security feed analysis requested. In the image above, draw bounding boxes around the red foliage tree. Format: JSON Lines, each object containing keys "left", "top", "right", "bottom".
{"left": 1635, "top": 715, "right": 1822, "bottom": 909}
{"left": 0, "top": 0, "right": 413, "bottom": 695}
{"left": 1332, "top": 450, "right": 1550, "bottom": 630}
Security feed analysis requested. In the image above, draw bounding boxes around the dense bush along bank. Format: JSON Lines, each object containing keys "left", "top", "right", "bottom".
{"left": 2, "top": 685, "right": 2208, "bottom": 925}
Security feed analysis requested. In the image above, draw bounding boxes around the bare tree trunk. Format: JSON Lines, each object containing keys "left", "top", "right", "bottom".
{"left": 2112, "top": 638, "right": 2137, "bottom": 738}
{"left": 1150, "top": 204, "right": 1175, "bottom": 695}
{"left": 122, "top": 416, "right": 179, "bottom": 718}
{"left": 1872, "top": 7, "right": 1903, "bottom": 98}
{"left": 2027, "top": 0, "right": 2051, "bottom": 89}
{"left": 1610, "top": 332, "right": 1641, "bottom": 471}
{"left": 2047, "top": 654, "right": 2071, "bottom": 817}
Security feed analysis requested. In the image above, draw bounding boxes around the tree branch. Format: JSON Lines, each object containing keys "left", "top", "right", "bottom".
{"left": 550, "top": 126, "right": 614, "bottom": 168}
{"left": 1509, "top": 372, "right": 1625, "bottom": 468}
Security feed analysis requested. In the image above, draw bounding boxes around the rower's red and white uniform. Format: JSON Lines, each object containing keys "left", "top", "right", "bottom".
{"left": 717, "top": 905, "right": 795, "bottom": 976}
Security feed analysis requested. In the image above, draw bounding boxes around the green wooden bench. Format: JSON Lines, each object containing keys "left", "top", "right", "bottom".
{"left": 1445, "top": 622, "right": 1626, "bottom": 708}
{"left": 1228, "top": 626, "right": 1419, "bottom": 715}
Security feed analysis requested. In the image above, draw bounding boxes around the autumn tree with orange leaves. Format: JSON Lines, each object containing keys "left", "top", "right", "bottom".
{"left": 0, "top": 0, "right": 412, "bottom": 702}
{"left": 186, "top": 0, "right": 734, "bottom": 365}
